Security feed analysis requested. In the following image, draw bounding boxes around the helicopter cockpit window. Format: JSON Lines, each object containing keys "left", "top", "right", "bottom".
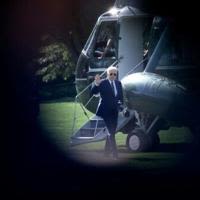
{"left": 88, "top": 21, "right": 118, "bottom": 69}
{"left": 93, "top": 22, "right": 117, "bottom": 59}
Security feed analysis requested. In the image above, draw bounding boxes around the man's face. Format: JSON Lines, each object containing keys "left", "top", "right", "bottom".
{"left": 107, "top": 69, "right": 117, "bottom": 81}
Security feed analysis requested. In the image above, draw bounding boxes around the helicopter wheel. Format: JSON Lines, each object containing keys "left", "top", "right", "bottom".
{"left": 126, "top": 128, "right": 152, "bottom": 152}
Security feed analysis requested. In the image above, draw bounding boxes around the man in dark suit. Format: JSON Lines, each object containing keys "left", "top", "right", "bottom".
{"left": 91, "top": 66, "right": 124, "bottom": 159}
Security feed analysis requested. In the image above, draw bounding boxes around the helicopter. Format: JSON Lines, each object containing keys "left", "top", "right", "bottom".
{"left": 70, "top": 3, "right": 200, "bottom": 152}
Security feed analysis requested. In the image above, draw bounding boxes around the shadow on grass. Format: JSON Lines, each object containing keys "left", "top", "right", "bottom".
{"left": 118, "top": 143, "right": 193, "bottom": 153}
{"left": 155, "top": 143, "right": 193, "bottom": 153}
{"left": 71, "top": 143, "right": 193, "bottom": 154}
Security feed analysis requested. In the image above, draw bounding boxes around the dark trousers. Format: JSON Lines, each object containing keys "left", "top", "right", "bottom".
{"left": 103, "top": 112, "right": 118, "bottom": 157}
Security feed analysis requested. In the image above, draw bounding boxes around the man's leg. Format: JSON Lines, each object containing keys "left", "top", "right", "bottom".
{"left": 109, "top": 133, "right": 118, "bottom": 159}
{"left": 104, "top": 135, "right": 111, "bottom": 156}
{"left": 104, "top": 115, "right": 118, "bottom": 158}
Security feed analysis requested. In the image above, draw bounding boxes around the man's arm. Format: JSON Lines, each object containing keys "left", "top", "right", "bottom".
{"left": 91, "top": 74, "right": 101, "bottom": 95}
{"left": 91, "top": 82, "right": 100, "bottom": 95}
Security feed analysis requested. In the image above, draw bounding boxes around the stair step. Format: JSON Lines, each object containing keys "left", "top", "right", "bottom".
{"left": 76, "top": 128, "right": 106, "bottom": 137}
{"left": 89, "top": 120, "right": 106, "bottom": 128}
{"left": 74, "top": 137, "right": 94, "bottom": 139}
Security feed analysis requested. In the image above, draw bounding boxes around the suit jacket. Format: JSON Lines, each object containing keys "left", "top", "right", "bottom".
{"left": 91, "top": 79, "right": 123, "bottom": 118}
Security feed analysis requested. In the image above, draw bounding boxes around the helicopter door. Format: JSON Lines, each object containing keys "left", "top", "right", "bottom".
{"left": 118, "top": 17, "right": 145, "bottom": 80}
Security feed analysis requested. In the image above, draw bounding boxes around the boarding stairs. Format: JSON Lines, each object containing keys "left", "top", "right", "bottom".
{"left": 70, "top": 110, "right": 135, "bottom": 146}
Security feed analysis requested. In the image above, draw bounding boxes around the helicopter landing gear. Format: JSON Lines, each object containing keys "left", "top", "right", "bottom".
{"left": 126, "top": 112, "right": 161, "bottom": 152}
{"left": 126, "top": 128, "right": 151, "bottom": 152}
{"left": 126, "top": 128, "right": 160, "bottom": 152}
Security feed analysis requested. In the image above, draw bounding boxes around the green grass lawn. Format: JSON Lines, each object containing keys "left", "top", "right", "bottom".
{"left": 37, "top": 99, "right": 194, "bottom": 171}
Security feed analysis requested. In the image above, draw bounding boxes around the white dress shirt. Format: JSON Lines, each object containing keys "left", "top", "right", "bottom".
{"left": 109, "top": 80, "right": 117, "bottom": 96}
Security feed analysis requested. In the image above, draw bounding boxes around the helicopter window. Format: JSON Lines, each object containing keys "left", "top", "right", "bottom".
{"left": 142, "top": 17, "right": 155, "bottom": 68}
{"left": 93, "top": 21, "right": 117, "bottom": 59}
{"left": 88, "top": 21, "right": 118, "bottom": 70}
{"left": 158, "top": 28, "right": 199, "bottom": 67}
{"left": 147, "top": 16, "right": 167, "bottom": 58}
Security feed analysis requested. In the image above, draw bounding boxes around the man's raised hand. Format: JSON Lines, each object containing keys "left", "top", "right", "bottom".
{"left": 94, "top": 74, "right": 101, "bottom": 86}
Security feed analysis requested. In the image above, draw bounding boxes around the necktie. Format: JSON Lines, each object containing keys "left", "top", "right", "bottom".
{"left": 111, "top": 81, "right": 115, "bottom": 96}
